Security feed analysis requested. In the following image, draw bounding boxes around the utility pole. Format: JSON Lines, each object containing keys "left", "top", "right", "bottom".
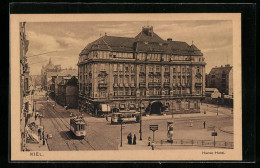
{"left": 139, "top": 99, "right": 142, "bottom": 140}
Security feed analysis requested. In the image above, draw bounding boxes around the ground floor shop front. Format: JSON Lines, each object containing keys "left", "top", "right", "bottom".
{"left": 78, "top": 96, "right": 202, "bottom": 116}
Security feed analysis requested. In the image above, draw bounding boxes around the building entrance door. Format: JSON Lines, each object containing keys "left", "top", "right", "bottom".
{"left": 150, "top": 102, "right": 163, "bottom": 115}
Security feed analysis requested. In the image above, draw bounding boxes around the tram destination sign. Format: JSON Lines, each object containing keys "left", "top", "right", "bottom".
{"left": 149, "top": 125, "right": 158, "bottom": 131}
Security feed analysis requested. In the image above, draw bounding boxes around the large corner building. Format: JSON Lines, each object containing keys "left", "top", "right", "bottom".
{"left": 78, "top": 26, "right": 206, "bottom": 115}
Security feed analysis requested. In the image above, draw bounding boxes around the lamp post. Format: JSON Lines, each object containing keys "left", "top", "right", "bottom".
{"left": 139, "top": 99, "right": 142, "bottom": 141}
{"left": 217, "top": 100, "right": 219, "bottom": 116}
{"left": 118, "top": 117, "right": 123, "bottom": 147}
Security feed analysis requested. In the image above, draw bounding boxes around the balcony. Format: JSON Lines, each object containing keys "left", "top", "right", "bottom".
{"left": 139, "top": 82, "right": 146, "bottom": 88}
{"left": 148, "top": 82, "right": 161, "bottom": 87}
{"left": 195, "top": 83, "right": 202, "bottom": 87}
{"left": 164, "top": 72, "right": 170, "bottom": 76}
{"left": 155, "top": 72, "right": 161, "bottom": 76}
{"left": 98, "top": 83, "right": 108, "bottom": 88}
{"left": 139, "top": 72, "right": 145, "bottom": 76}
{"left": 163, "top": 82, "right": 170, "bottom": 87}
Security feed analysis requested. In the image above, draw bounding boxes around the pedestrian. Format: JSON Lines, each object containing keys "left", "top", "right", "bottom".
{"left": 42, "top": 131, "right": 45, "bottom": 145}
{"left": 35, "top": 114, "right": 37, "bottom": 121}
{"left": 106, "top": 115, "right": 108, "bottom": 121}
{"left": 133, "top": 134, "right": 136, "bottom": 145}
{"left": 203, "top": 121, "right": 206, "bottom": 129}
{"left": 127, "top": 133, "right": 130, "bottom": 144}
{"left": 148, "top": 136, "right": 151, "bottom": 146}
{"left": 129, "top": 133, "right": 132, "bottom": 144}
{"left": 38, "top": 128, "right": 41, "bottom": 140}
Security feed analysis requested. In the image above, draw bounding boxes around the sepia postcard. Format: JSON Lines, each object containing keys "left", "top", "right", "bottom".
{"left": 10, "top": 13, "right": 242, "bottom": 161}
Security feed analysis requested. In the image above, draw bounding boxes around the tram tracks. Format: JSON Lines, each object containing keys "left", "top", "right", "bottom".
{"left": 44, "top": 103, "right": 78, "bottom": 151}
{"left": 45, "top": 102, "right": 95, "bottom": 150}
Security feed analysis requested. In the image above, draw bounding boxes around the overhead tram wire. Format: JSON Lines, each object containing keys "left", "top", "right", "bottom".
{"left": 26, "top": 50, "right": 57, "bottom": 58}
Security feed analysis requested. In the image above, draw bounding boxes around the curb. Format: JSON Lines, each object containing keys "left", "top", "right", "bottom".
{"left": 218, "top": 127, "right": 233, "bottom": 134}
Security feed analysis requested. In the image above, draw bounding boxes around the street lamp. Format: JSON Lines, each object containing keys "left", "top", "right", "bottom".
{"left": 139, "top": 99, "right": 143, "bottom": 141}
{"left": 216, "top": 100, "right": 219, "bottom": 116}
{"left": 118, "top": 117, "right": 123, "bottom": 147}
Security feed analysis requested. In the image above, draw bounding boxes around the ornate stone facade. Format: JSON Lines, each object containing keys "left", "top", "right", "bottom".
{"left": 78, "top": 26, "right": 206, "bottom": 115}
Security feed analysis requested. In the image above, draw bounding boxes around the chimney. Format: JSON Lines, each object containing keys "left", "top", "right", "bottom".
{"left": 167, "top": 38, "right": 172, "bottom": 41}
{"left": 142, "top": 26, "right": 154, "bottom": 37}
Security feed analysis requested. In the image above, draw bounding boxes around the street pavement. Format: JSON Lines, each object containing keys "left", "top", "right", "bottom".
{"left": 32, "top": 91, "right": 233, "bottom": 151}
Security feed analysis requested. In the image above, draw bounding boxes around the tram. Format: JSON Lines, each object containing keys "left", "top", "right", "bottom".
{"left": 111, "top": 112, "right": 140, "bottom": 124}
{"left": 70, "top": 115, "right": 86, "bottom": 138}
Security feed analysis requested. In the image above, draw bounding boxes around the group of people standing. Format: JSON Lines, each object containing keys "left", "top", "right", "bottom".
{"left": 127, "top": 133, "right": 137, "bottom": 145}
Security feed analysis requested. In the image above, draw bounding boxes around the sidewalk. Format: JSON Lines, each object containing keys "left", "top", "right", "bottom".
{"left": 142, "top": 111, "right": 223, "bottom": 121}
{"left": 118, "top": 139, "right": 152, "bottom": 150}
{"left": 22, "top": 106, "right": 49, "bottom": 151}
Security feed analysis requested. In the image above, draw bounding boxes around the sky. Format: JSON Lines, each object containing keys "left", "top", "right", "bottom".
{"left": 26, "top": 20, "right": 233, "bottom": 75}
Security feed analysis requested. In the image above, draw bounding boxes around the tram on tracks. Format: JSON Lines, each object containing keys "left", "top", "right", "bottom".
{"left": 111, "top": 111, "right": 140, "bottom": 124}
{"left": 70, "top": 115, "right": 86, "bottom": 139}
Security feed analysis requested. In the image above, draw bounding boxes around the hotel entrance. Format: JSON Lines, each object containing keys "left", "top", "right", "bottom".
{"left": 150, "top": 102, "right": 163, "bottom": 115}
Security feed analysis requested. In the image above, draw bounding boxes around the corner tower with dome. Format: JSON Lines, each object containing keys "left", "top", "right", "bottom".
{"left": 78, "top": 26, "right": 206, "bottom": 115}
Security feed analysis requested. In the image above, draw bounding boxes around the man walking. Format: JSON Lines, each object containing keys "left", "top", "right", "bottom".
{"left": 203, "top": 121, "right": 206, "bottom": 129}
{"left": 133, "top": 134, "right": 136, "bottom": 145}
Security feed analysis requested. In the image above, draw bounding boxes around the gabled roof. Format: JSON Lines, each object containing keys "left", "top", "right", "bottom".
{"left": 209, "top": 65, "right": 232, "bottom": 75}
{"left": 80, "top": 26, "right": 203, "bottom": 56}
{"left": 134, "top": 31, "right": 165, "bottom": 43}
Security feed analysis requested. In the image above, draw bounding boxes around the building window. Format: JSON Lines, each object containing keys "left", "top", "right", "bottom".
{"left": 125, "top": 75, "right": 129, "bottom": 83}
{"left": 119, "top": 64, "right": 123, "bottom": 71}
{"left": 131, "top": 75, "right": 135, "bottom": 84}
{"left": 100, "top": 90, "right": 106, "bottom": 98}
{"left": 119, "top": 76, "right": 123, "bottom": 84}
{"left": 155, "top": 89, "right": 160, "bottom": 95}
{"left": 131, "top": 89, "right": 135, "bottom": 96}
{"left": 197, "top": 66, "right": 200, "bottom": 73}
{"left": 165, "top": 89, "right": 170, "bottom": 95}
{"left": 125, "top": 65, "right": 129, "bottom": 72}
{"left": 165, "top": 66, "right": 169, "bottom": 72}
{"left": 173, "top": 68, "right": 176, "bottom": 72}
{"left": 114, "top": 75, "right": 118, "bottom": 84}
{"left": 140, "top": 65, "right": 145, "bottom": 72}
{"left": 130, "top": 65, "right": 135, "bottom": 72}
{"left": 176, "top": 102, "right": 181, "bottom": 111}
{"left": 113, "top": 89, "right": 118, "bottom": 96}
{"left": 164, "top": 78, "right": 169, "bottom": 83}
{"left": 101, "top": 64, "right": 105, "bottom": 71}
{"left": 185, "top": 101, "right": 190, "bottom": 110}
{"left": 125, "top": 88, "right": 129, "bottom": 95}
{"left": 156, "top": 65, "right": 160, "bottom": 72}
{"left": 194, "top": 101, "right": 198, "bottom": 109}
{"left": 119, "top": 89, "right": 123, "bottom": 96}
{"left": 150, "top": 66, "right": 154, "bottom": 72}
{"left": 140, "top": 76, "right": 145, "bottom": 83}
{"left": 113, "top": 64, "right": 118, "bottom": 71}
{"left": 149, "top": 77, "right": 154, "bottom": 82}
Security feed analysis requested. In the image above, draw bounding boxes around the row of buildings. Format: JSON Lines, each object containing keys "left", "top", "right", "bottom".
{"left": 40, "top": 58, "right": 78, "bottom": 108}
{"left": 38, "top": 25, "right": 233, "bottom": 114}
